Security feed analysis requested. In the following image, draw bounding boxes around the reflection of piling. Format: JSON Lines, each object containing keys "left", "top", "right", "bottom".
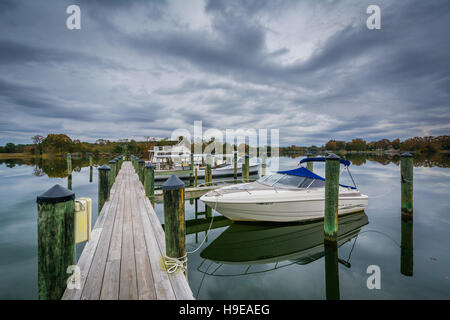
{"left": 144, "top": 162, "right": 155, "bottom": 198}
{"left": 37, "top": 184, "right": 75, "bottom": 300}
{"left": 400, "top": 152, "right": 414, "bottom": 276}
{"left": 401, "top": 152, "right": 413, "bottom": 218}
{"left": 138, "top": 160, "right": 145, "bottom": 184}
{"left": 115, "top": 158, "right": 120, "bottom": 177}
{"left": 98, "top": 165, "right": 110, "bottom": 213}
{"left": 307, "top": 152, "right": 314, "bottom": 172}
{"left": 234, "top": 151, "right": 238, "bottom": 182}
{"left": 163, "top": 175, "right": 186, "bottom": 261}
{"left": 324, "top": 153, "right": 340, "bottom": 244}
{"left": 324, "top": 243, "right": 340, "bottom": 300}
{"left": 401, "top": 215, "right": 413, "bottom": 276}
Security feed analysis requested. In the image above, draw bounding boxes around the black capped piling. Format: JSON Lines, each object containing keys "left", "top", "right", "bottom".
{"left": 67, "top": 153, "right": 72, "bottom": 190}
{"left": 324, "top": 153, "right": 340, "bottom": 244}
{"left": 144, "top": 162, "right": 155, "bottom": 198}
{"left": 163, "top": 175, "right": 186, "bottom": 261}
{"left": 98, "top": 165, "right": 110, "bottom": 213}
{"left": 37, "top": 184, "right": 75, "bottom": 300}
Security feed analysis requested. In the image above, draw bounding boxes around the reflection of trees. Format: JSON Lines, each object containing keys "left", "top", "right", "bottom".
{"left": 344, "top": 153, "right": 450, "bottom": 168}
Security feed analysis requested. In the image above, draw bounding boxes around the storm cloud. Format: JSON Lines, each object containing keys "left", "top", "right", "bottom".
{"left": 0, "top": 0, "right": 449, "bottom": 145}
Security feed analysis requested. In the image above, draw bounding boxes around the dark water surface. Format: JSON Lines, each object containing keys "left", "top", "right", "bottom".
{"left": 0, "top": 155, "right": 449, "bottom": 299}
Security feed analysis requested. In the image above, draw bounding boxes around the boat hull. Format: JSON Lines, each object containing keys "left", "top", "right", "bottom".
{"left": 201, "top": 195, "right": 368, "bottom": 222}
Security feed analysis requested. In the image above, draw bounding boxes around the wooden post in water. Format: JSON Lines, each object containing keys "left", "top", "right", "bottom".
{"left": 194, "top": 167, "right": 198, "bottom": 187}
{"left": 205, "top": 156, "right": 212, "bottom": 186}
{"left": 400, "top": 152, "right": 414, "bottom": 276}
{"left": 244, "top": 154, "right": 250, "bottom": 182}
{"left": 144, "top": 162, "right": 155, "bottom": 198}
{"left": 234, "top": 151, "right": 238, "bottom": 183}
{"left": 108, "top": 160, "right": 116, "bottom": 189}
{"left": 37, "top": 184, "right": 75, "bottom": 300}
{"left": 67, "top": 153, "right": 72, "bottom": 190}
{"left": 138, "top": 160, "right": 145, "bottom": 184}
{"left": 262, "top": 155, "right": 267, "bottom": 177}
{"left": 307, "top": 152, "right": 314, "bottom": 172}
{"left": 98, "top": 165, "right": 110, "bottom": 213}
{"left": 163, "top": 175, "right": 186, "bottom": 261}
{"left": 324, "top": 153, "right": 340, "bottom": 244}
{"left": 89, "top": 154, "right": 93, "bottom": 183}
{"left": 401, "top": 152, "right": 413, "bottom": 218}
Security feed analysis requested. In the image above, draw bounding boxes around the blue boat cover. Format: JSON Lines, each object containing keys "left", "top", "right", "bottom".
{"left": 277, "top": 167, "right": 325, "bottom": 181}
{"left": 277, "top": 167, "right": 357, "bottom": 189}
{"left": 299, "top": 157, "right": 351, "bottom": 167}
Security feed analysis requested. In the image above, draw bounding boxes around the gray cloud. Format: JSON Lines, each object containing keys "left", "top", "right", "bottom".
{"left": 0, "top": 0, "right": 449, "bottom": 146}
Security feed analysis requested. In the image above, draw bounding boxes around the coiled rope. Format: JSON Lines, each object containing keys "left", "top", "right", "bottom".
{"left": 164, "top": 199, "right": 218, "bottom": 274}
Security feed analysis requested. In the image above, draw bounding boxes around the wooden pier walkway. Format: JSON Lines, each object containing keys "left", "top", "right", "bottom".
{"left": 62, "top": 162, "right": 194, "bottom": 300}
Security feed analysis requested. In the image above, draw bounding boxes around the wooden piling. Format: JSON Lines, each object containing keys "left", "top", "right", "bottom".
{"left": 89, "top": 166, "right": 93, "bottom": 183}
{"left": 138, "top": 159, "right": 145, "bottom": 184}
{"left": 194, "top": 167, "right": 198, "bottom": 187}
{"left": 89, "top": 154, "right": 93, "bottom": 167}
{"left": 108, "top": 160, "right": 116, "bottom": 189}
{"left": 98, "top": 165, "right": 110, "bottom": 213}
{"left": 89, "top": 154, "right": 93, "bottom": 183}
{"left": 262, "top": 155, "right": 266, "bottom": 177}
{"left": 115, "top": 157, "right": 120, "bottom": 177}
{"left": 324, "top": 153, "right": 340, "bottom": 244}
{"left": 162, "top": 175, "right": 186, "bottom": 260}
{"left": 233, "top": 151, "right": 238, "bottom": 182}
{"left": 401, "top": 152, "right": 413, "bottom": 218}
{"left": 144, "top": 162, "right": 155, "bottom": 198}
{"left": 37, "top": 184, "right": 75, "bottom": 300}
{"left": 307, "top": 152, "right": 314, "bottom": 172}
{"left": 244, "top": 154, "right": 250, "bottom": 182}
{"left": 67, "top": 153, "right": 72, "bottom": 190}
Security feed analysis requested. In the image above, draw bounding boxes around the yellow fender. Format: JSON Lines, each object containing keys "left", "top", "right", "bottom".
{"left": 74, "top": 197, "right": 92, "bottom": 244}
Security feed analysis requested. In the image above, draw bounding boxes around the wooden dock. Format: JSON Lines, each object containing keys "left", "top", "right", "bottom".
{"left": 62, "top": 161, "right": 194, "bottom": 300}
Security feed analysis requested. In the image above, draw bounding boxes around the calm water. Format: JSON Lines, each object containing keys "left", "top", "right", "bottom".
{"left": 0, "top": 155, "right": 449, "bottom": 299}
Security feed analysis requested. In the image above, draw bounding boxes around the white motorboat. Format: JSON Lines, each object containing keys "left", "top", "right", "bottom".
{"left": 200, "top": 156, "right": 368, "bottom": 222}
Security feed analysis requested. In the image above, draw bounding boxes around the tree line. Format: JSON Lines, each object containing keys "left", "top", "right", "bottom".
{"left": 0, "top": 134, "right": 178, "bottom": 157}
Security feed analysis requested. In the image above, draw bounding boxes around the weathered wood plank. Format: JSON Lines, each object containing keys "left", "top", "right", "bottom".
{"left": 119, "top": 169, "right": 138, "bottom": 300}
{"left": 130, "top": 175, "right": 157, "bottom": 300}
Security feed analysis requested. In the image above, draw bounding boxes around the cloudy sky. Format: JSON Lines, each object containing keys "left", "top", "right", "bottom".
{"left": 0, "top": 0, "right": 449, "bottom": 146}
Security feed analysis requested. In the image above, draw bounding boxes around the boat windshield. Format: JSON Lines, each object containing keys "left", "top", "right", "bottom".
{"left": 257, "top": 174, "right": 319, "bottom": 189}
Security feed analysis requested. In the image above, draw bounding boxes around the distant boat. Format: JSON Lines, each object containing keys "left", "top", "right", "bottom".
{"left": 200, "top": 211, "right": 369, "bottom": 265}
{"left": 154, "top": 157, "right": 260, "bottom": 181}
{"left": 200, "top": 157, "right": 368, "bottom": 222}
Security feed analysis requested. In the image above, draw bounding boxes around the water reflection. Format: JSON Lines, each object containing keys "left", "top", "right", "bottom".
{"left": 200, "top": 212, "right": 368, "bottom": 267}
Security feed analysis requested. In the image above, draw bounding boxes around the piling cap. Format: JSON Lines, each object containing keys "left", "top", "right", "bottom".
{"left": 162, "top": 175, "right": 185, "bottom": 190}
{"left": 326, "top": 153, "right": 340, "bottom": 160}
{"left": 244, "top": 154, "right": 249, "bottom": 158}
{"left": 37, "top": 184, "right": 75, "bottom": 204}
{"left": 109, "top": 160, "right": 116, "bottom": 164}
{"left": 98, "top": 165, "right": 111, "bottom": 171}
{"left": 145, "top": 162, "right": 155, "bottom": 169}
{"left": 139, "top": 159, "right": 145, "bottom": 163}
{"left": 401, "top": 152, "right": 413, "bottom": 158}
